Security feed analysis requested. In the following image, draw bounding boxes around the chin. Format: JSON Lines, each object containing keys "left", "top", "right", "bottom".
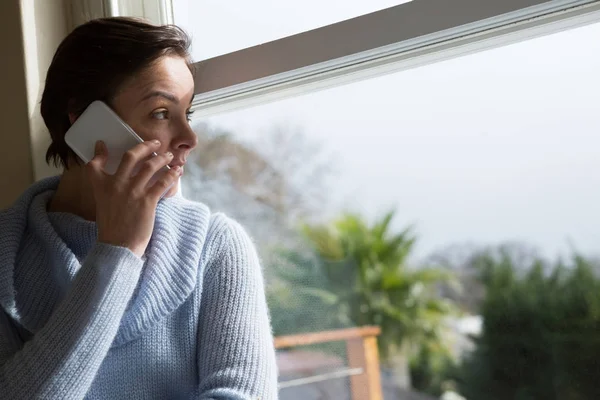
{"left": 163, "top": 179, "right": 181, "bottom": 198}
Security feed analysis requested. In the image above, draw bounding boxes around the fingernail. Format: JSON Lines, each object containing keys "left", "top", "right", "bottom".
{"left": 153, "top": 140, "right": 161, "bottom": 145}
{"left": 95, "top": 141, "right": 104, "bottom": 155}
{"left": 166, "top": 152, "right": 174, "bottom": 158}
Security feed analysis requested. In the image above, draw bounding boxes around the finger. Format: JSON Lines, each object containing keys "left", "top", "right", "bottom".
{"left": 86, "top": 141, "right": 108, "bottom": 176}
{"left": 147, "top": 166, "right": 182, "bottom": 199}
{"left": 115, "top": 139, "right": 162, "bottom": 178}
{"left": 132, "top": 151, "right": 174, "bottom": 189}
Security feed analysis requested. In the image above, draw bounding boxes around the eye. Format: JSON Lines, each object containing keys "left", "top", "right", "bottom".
{"left": 152, "top": 109, "right": 169, "bottom": 120}
{"left": 186, "top": 110, "right": 195, "bottom": 123}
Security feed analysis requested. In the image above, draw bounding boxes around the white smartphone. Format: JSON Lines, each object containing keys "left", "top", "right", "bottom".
{"left": 65, "top": 100, "right": 174, "bottom": 195}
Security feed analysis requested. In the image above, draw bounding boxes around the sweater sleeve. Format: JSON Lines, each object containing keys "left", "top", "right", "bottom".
{"left": 0, "top": 243, "right": 144, "bottom": 400}
{"left": 197, "top": 216, "right": 279, "bottom": 400}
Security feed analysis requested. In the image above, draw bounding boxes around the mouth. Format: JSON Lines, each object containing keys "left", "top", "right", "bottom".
{"left": 168, "top": 162, "right": 185, "bottom": 175}
{"left": 168, "top": 153, "right": 188, "bottom": 173}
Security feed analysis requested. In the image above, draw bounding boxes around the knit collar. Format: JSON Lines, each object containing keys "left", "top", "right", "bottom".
{"left": 0, "top": 176, "right": 211, "bottom": 347}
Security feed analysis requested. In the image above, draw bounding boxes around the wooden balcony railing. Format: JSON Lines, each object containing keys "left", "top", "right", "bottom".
{"left": 274, "top": 326, "right": 383, "bottom": 400}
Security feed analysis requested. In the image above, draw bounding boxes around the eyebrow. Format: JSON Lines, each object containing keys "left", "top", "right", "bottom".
{"left": 141, "top": 90, "right": 178, "bottom": 103}
{"left": 141, "top": 90, "right": 195, "bottom": 106}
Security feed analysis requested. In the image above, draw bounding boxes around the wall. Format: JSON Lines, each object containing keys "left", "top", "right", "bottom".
{"left": 0, "top": 1, "right": 34, "bottom": 209}
{"left": 0, "top": 0, "right": 68, "bottom": 208}
{"left": 22, "top": 0, "right": 69, "bottom": 181}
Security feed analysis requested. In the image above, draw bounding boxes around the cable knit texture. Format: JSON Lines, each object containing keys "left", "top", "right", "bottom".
{"left": 0, "top": 176, "right": 278, "bottom": 399}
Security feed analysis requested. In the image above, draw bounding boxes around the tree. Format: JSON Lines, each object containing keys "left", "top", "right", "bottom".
{"left": 457, "top": 249, "right": 600, "bottom": 400}
{"left": 427, "top": 242, "right": 542, "bottom": 314}
{"left": 410, "top": 344, "right": 459, "bottom": 396}
{"left": 269, "top": 210, "right": 456, "bottom": 364}
{"left": 248, "top": 123, "right": 336, "bottom": 221}
{"left": 183, "top": 122, "right": 336, "bottom": 264}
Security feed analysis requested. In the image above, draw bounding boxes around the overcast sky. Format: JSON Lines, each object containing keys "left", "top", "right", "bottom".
{"left": 174, "top": 2, "right": 600, "bottom": 261}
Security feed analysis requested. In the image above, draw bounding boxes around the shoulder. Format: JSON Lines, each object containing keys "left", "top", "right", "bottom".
{"left": 203, "top": 212, "right": 261, "bottom": 281}
{"left": 206, "top": 212, "right": 257, "bottom": 257}
{"left": 158, "top": 197, "right": 260, "bottom": 277}
{"left": 159, "top": 196, "right": 251, "bottom": 245}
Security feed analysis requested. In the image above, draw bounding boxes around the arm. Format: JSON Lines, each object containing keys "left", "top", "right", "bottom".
{"left": 0, "top": 243, "right": 143, "bottom": 400}
{"left": 197, "top": 216, "right": 279, "bottom": 400}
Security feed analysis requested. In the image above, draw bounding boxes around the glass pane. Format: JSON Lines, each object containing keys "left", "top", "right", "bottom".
{"left": 173, "top": 0, "right": 412, "bottom": 60}
{"left": 183, "top": 22, "right": 600, "bottom": 399}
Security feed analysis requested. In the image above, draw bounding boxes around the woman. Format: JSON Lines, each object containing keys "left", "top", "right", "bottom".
{"left": 0, "top": 17, "right": 278, "bottom": 399}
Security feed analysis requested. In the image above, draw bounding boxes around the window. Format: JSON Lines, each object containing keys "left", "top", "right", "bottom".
{"left": 181, "top": 18, "right": 600, "bottom": 399}
{"left": 108, "top": 1, "right": 600, "bottom": 110}
{"left": 173, "top": 0, "right": 412, "bottom": 60}
{"left": 182, "top": 0, "right": 600, "bottom": 118}
{"left": 107, "top": 1, "right": 600, "bottom": 397}
{"left": 185, "top": 19, "right": 600, "bottom": 275}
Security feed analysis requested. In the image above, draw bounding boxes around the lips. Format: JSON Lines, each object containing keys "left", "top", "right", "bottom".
{"left": 168, "top": 157, "right": 186, "bottom": 168}
{"left": 168, "top": 160, "right": 186, "bottom": 176}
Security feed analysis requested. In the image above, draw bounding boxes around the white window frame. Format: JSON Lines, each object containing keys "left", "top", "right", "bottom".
{"left": 110, "top": 0, "right": 174, "bottom": 25}
{"left": 68, "top": 0, "right": 173, "bottom": 30}
{"left": 107, "top": 0, "right": 600, "bottom": 117}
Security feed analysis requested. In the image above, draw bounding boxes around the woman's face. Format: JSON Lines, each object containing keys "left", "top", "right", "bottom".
{"left": 111, "top": 55, "right": 197, "bottom": 197}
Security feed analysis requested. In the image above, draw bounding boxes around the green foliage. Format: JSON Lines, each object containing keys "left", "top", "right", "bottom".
{"left": 458, "top": 250, "right": 600, "bottom": 400}
{"left": 410, "top": 344, "right": 459, "bottom": 396}
{"left": 267, "top": 210, "right": 456, "bottom": 364}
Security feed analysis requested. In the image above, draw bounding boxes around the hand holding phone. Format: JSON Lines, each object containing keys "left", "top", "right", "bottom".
{"left": 63, "top": 100, "right": 181, "bottom": 256}
{"left": 88, "top": 140, "right": 181, "bottom": 256}
{"left": 65, "top": 100, "right": 173, "bottom": 195}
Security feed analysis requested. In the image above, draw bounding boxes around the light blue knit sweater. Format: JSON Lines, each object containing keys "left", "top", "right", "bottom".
{"left": 0, "top": 176, "right": 279, "bottom": 399}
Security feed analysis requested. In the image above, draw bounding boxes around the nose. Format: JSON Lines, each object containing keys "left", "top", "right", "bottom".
{"left": 173, "top": 122, "right": 198, "bottom": 152}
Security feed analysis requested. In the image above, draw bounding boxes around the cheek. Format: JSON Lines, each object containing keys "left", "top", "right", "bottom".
{"left": 129, "top": 121, "right": 171, "bottom": 149}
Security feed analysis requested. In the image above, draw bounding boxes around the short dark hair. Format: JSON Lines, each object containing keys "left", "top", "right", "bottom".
{"left": 41, "top": 17, "right": 192, "bottom": 168}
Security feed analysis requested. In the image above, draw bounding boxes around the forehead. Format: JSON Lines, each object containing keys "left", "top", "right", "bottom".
{"left": 118, "top": 56, "right": 194, "bottom": 100}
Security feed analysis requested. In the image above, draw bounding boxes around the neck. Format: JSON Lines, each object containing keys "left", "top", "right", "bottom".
{"left": 48, "top": 165, "right": 96, "bottom": 221}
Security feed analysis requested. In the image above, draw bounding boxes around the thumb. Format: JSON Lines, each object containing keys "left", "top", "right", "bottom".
{"left": 93, "top": 140, "right": 108, "bottom": 162}
{"left": 87, "top": 140, "right": 108, "bottom": 173}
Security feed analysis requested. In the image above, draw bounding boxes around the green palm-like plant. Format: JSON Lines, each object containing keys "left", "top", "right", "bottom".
{"left": 268, "top": 210, "right": 456, "bottom": 363}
